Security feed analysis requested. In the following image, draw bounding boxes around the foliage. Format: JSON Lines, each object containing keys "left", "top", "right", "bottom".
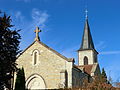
{"left": 58, "top": 69, "right": 119, "bottom": 90}
{"left": 0, "top": 11, "right": 21, "bottom": 90}
{"left": 101, "top": 68, "right": 108, "bottom": 83}
{"left": 68, "top": 70, "right": 115, "bottom": 90}
{"left": 115, "top": 82, "right": 120, "bottom": 88}
{"left": 15, "top": 67, "right": 25, "bottom": 90}
{"left": 88, "top": 76, "right": 114, "bottom": 90}
{"left": 58, "top": 76, "right": 115, "bottom": 90}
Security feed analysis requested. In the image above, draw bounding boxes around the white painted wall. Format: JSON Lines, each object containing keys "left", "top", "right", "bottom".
{"left": 78, "top": 50, "right": 98, "bottom": 65}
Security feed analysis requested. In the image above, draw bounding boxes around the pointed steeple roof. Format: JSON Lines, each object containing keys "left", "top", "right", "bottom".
{"left": 79, "top": 18, "right": 95, "bottom": 51}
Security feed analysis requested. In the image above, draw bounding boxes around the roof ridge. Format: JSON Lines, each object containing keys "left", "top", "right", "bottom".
{"left": 17, "top": 40, "right": 74, "bottom": 62}
{"left": 37, "top": 41, "right": 73, "bottom": 62}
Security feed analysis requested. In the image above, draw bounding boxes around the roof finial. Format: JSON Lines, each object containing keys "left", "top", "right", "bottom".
{"left": 85, "top": 9, "right": 88, "bottom": 19}
{"left": 34, "top": 27, "right": 41, "bottom": 41}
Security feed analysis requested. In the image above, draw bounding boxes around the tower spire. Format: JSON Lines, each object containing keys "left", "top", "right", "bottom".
{"left": 78, "top": 14, "right": 95, "bottom": 51}
{"left": 34, "top": 27, "right": 41, "bottom": 41}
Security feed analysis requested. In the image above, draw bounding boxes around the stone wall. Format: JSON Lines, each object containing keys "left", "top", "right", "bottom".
{"left": 72, "top": 66, "right": 90, "bottom": 88}
{"left": 15, "top": 41, "right": 73, "bottom": 89}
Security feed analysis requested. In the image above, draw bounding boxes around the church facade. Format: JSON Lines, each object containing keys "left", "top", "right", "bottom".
{"left": 14, "top": 17, "right": 101, "bottom": 89}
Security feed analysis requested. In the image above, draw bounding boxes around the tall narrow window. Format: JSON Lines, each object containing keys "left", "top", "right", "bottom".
{"left": 34, "top": 52, "right": 37, "bottom": 65}
{"left": 84, "top": 56, "right": 88, "bottom": 65}
{"left": 94, "top": 55, "right": 97, "bottom": 63}
{"left": 32, "top": 49, "right": 40, "bottom": 65}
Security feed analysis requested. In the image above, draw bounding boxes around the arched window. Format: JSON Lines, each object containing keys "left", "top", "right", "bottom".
{"left": 32, "top": 49, "right": 40, "bottom": 65}
{"left": 26, "top": 74, "right": 46, "bottom": 89}
{"left": 84, "top": 56, "right": 88, "bottom": 65}
{"left": 34, "top": 52, "right": 37, "bottom": 65}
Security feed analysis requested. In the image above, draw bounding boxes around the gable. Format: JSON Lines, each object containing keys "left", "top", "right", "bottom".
{"left": 17, "top": 41, "right": 72, "bottom": 62}
{"left": 16, "top": 40, "right": 75, "bottom": 89}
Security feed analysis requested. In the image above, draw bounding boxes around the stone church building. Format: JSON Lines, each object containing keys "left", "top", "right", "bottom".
{"left": 14, "top": 17, "right": 101, "bottom": 89}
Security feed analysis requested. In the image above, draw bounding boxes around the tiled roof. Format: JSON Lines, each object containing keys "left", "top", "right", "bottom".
{"left": 77, "top": 64, "right": 94, "bottom": 75}
{"left": 73, "top": 65, "right": 82, "bottom": 72}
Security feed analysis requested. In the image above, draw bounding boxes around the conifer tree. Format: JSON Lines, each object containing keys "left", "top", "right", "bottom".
{"left": 0, "top": 11, "right": 21, "bottom": 89}
{"left": 15, "top": 67, "right": 25, "bottom": 90}
{"left": 101, "top": 68, "right": 107, "bottom": 83}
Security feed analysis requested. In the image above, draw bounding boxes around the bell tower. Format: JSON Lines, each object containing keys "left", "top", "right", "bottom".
{"left": 78, "top": 13, "right": 98, "bottom": 66}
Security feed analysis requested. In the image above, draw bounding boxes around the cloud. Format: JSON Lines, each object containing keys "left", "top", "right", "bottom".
{"left": 10, "top": 9, "right": 49, "bottom": 50}
{"left": 22, "top": 8, "right": 49, "bottom": 35}
{"left": 96, "top": 41, "right": 106, "bottom": 50}
{"left": 31, "top": 8, "right": 49, "bottom": 29}
{"left": 100, "top": 51, "right": 120, "bottom": 55}
{"left": 14, "top": 11, "right": 24, "bottom": 24}
{"left": 10, "top": 11, "right": 25, "bottom": 30}
{"left": 14, "top": 11, "right": 23, "bottom": 19}
{"left": 95, "top": 41, "right": 120, "bottom": 55}
{"left": 11, "top": 8, "right": 49, "bottom": 32}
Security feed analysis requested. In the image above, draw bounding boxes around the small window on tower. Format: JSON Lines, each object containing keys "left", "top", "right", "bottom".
{"left": 84, "top": 56, "right": 88, "bottom": 65}
{"left": 94, "top": 55, "right": 97, "bottom": 63}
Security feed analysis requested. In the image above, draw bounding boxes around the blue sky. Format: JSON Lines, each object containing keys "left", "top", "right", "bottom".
{"left": 1, "top": 0, "right": 120, "bottom": 82}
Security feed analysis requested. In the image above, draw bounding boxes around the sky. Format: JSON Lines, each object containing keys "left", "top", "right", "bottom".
{"left": 0, "top": 0, "right": 120, "bottom": 83}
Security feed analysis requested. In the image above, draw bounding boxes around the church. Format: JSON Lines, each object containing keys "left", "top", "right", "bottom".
{"left": 14, "top": 16, "right": 101, "bottom": 89}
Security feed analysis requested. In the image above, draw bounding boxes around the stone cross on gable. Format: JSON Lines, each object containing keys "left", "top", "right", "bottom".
{"left": 34, "top": 27, "right": 41, "bottom": 41}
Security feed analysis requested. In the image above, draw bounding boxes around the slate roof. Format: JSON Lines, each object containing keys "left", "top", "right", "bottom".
{"left": 78, "top": 18, "right": 95, "bottom": 51}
